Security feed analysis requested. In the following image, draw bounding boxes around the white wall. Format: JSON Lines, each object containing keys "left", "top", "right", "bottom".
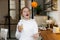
{"left": 48, "top": 0, "right": 60, "bottom": 27}
{"left": 49, "top": 11, "right": 60, "bottom": 27}
{"left": 57, "top": 0, "right": 60, "bottom": 11}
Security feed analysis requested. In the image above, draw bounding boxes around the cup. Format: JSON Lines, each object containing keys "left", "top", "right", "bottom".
{"left": 18, "top": 24, "right": 23, "bottom": 32}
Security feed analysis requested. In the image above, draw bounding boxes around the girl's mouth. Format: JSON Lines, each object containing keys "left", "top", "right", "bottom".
{"left": 26, "top": 14, "right": 29, "bottom": 16}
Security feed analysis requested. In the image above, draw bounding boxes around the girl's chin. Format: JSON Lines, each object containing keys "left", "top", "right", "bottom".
{"left": 25, "top": 17, "right": 29, "bottom": 19}
{"left": 25, "top": 17, "right": 30, "bottom": 19}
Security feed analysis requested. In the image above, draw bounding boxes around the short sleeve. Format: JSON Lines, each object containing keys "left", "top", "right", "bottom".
{"left": 33, "top": 19, "right": 38, "bottom": 34}
{"left": 15, "top": 20, "right": 22, "bottom": 39}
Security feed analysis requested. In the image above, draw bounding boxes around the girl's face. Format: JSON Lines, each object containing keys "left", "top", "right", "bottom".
{"left": 22, "top": 8, "right": 30, "bottom": 19}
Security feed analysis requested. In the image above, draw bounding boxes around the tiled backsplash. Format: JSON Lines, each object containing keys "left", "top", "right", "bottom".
{"left": 49, "top": 11, "right": 60, "bottom": 27}
{"left": 34, "top": 16, "right": 48, "bottom": 27}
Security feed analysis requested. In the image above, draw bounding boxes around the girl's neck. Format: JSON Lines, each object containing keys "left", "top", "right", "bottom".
{"left": 24, "top": 18, "right": 30, "bottom": 20}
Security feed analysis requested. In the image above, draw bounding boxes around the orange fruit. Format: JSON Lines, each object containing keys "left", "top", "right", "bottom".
{"left": 31, "top": 1, "right": 38, "bottom": 8}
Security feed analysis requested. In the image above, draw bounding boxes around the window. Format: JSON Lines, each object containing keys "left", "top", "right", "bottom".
{"left": 21, "top": 0, "right": 25, "bottom": 9}
{"left": 10, "top": 0, "right": 16, "bottom": 19}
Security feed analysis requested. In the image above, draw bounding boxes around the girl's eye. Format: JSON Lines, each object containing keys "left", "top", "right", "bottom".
{"left": 23, "top": 11, "right": 25, "bottom": 12}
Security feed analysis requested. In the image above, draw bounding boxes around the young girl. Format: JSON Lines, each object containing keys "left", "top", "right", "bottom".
{"left": 15, "top": 7, "right": 39, "bottom": 40}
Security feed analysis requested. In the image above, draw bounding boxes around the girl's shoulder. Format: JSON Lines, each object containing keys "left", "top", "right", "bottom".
{"left": 19, "top": 19, "right": 25, "bottom": 22}
{"left": 18, "top": 19, "right": 23, "bottom": 23}
{"left": 19, "top": 19, "right": 22, "bottom": 22}
{"left": 17, "top": 19, "right": 23, "bottom": 25}
{"left": 30, "top": 19, "right": 36, "bottom": 22}
{"left": 18, "top": 19, "right": 36, "bottom": 22}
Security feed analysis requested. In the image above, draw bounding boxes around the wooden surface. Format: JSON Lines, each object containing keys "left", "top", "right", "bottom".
{"left": 39, "top": 29, "right": 60, "bottom": 40}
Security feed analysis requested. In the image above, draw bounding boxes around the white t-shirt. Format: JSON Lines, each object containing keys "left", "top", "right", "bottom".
{"left": 15, "top": 19, "right": 38, "bottom": 40}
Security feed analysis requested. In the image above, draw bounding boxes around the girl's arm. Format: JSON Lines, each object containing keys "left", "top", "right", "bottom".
{"left": 33, "top": 19, "right": 39, "bottom": 39}
{"left": 15, "top": 20, "right": 23, "bottom": 39}
{"left": 33, "top": 33, "right": 39, "bottom": 39}
{"left": 15, "top": 25, "right": 21, "bottom": 39}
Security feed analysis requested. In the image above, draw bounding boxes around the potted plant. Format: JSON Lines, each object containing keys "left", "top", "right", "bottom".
{"left": 34, "top": 5, "right": 42, "bottom": 15}
{"left": 31, "top": 1, "right": 42, "bottom": 15}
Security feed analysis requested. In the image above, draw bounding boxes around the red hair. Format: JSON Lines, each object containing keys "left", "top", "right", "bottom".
{"left": 20, "top": 7, "right": 30, "bottom": 14}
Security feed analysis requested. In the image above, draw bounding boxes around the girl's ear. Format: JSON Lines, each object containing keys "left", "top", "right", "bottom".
{"left": 21, "top": 13, "right": 24, "bottom": 18}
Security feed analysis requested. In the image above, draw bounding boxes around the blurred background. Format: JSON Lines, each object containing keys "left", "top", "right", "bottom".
{"left": 0, "top": 0, "right": 60, "bottom": 40}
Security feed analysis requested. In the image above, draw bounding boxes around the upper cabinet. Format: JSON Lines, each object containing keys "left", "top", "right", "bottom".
{"left": 52, "top": 0, "right": 58, "bottom": 11}
{"left": 45, "top": 0, "right": 58, "bottom": 11}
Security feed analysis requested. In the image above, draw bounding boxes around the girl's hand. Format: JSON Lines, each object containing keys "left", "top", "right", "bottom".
{"left": 33, "top": 33, "right": 39, "bottom": 40}
{"left": 18, "top": 25, "right": 23, "bottom": 32}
